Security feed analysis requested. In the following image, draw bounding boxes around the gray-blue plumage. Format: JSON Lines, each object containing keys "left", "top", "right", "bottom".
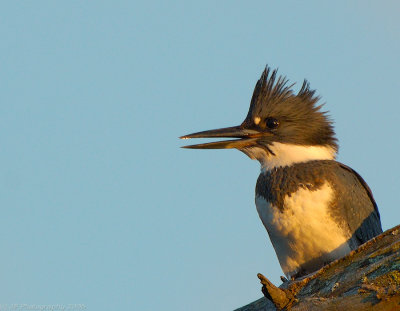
{"left": 256, "top": 160, "right": 382, "bottom": 278}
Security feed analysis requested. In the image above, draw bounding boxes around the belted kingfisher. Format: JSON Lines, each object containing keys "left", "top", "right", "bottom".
{"left": 180, "top": 66, "right": 383, "bottom": 279}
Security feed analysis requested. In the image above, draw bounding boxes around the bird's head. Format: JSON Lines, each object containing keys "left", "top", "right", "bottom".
{"left": 181, "top": 66, "right": 338, "bottom": 170}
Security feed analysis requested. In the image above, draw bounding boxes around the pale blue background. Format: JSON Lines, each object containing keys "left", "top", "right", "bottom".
{"left": 0, "top": 1, "right": 399, "bottom": 310}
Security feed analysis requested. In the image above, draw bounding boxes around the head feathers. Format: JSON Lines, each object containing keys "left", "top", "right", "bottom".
{"left": 243, "top": 66, "right": 338, "bottom": 151}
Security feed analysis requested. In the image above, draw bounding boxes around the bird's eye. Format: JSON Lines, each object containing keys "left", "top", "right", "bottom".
{"left": 265, "top": 117, "right": 280, "bottom": 129}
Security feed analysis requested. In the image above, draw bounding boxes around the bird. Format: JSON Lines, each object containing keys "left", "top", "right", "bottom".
{"left": 180, "top": 66, "right": 383, "bottom": 279}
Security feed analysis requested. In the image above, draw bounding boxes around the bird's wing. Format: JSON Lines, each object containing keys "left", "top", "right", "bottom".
{"left": 333, "top": 162, "right": 383, "bottom": 247}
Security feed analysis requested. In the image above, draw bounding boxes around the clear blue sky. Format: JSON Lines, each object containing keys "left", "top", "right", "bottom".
{"left": 0, "top": 1, "right": 399, "bottom": 310}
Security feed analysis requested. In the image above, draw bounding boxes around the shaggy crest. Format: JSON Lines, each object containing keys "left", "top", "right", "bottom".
{"left": 243, "top": 66, "right": 338, "bottom": 151}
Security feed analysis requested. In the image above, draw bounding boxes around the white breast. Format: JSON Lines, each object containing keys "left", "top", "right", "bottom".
{"left": 256, "top": 182, "right": 351, "bottom": 278}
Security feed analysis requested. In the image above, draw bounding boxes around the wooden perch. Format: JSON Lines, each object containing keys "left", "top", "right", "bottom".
{"left": 235, "top": 225, "right": 400, "bottom": 311}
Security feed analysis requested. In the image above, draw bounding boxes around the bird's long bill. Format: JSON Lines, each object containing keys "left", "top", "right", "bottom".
{"left": 180, "top": 126, "right": 261, "bottom": 149}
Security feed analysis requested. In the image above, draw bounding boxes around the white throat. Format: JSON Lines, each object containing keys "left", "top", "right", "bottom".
{"left": 244, "top": 142, "right": 336, "bottom": 171}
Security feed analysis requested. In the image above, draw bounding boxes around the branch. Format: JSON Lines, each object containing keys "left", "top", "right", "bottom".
{"left": 235, "top": 225, "right": 400, "bottom": 311}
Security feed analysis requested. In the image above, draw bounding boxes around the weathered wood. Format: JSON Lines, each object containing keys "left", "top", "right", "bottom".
{"left": 235, "top": 225, "right": 400, "bottom": 311}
